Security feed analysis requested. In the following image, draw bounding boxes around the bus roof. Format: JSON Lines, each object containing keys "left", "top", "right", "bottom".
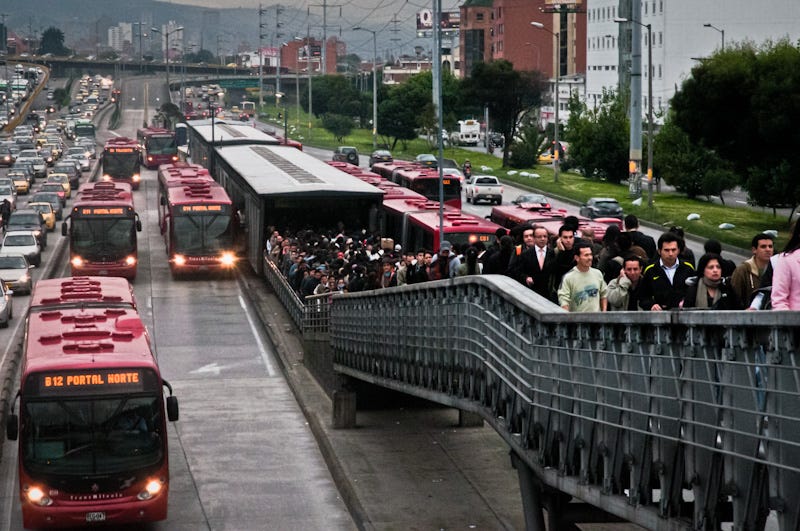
{"left": 23, "top": 308, "right": 155, "bottom": 377}
{"left": 103, "top": 136, "right": 139, "bottom": 150}
{"left": 138, "top": 127, "right": 173, "bottom": 137}
{"left": 30, "top": 276, "right": 137, "bottom": 311}
{"left": 214, "top": 144, "right": 384, "bottom": 198}
{"left": 166, "top": 179, "right": 232, "bottom": 206}
{"left": 408, "top": 208, "right": 502, "bottom": 234}
{"left": 158, "top": 162, "right": 213, "bottom": 187}
{"left": 74, "top": 181, "right": 135, "bottom": 207}
{"left": 187, "top": 120, "right": 280, "bottom": 146}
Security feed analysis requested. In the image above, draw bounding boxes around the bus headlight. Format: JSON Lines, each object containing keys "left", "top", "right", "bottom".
{"left": 171, "top": 155, "right": 179, "bottom": 162}
{"left": 220, "top": 252, "right": 236, "bottom": 267}
{"left": 25, "top": 486, "right": 53, "bottom": 506}
{"left": 102, "top": 174, "right": 111, "bottom": 181}
{"left": 137, "top": 479, "right": 163, "bottom": 501}
{"left": 132, "top": 174, "right": 140, "bottom": 182}
{"left": 71, "top": 256, "right": 84, "bottom": 267}
{"left": 125, "top": 256, "right": 137, "bottom": 266}
{"left": 173, "top": 255, "right": 186, "bottom": 266}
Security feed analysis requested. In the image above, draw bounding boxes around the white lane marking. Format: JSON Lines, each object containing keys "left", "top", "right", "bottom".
{"left": 109, "top": 130, "right": 121, "bottom": 137}
{"left": 2, "top": 443, "right": 16, "bottom": 530}
{"left": 238, "top": 294, "right": 276, "bottom": 376}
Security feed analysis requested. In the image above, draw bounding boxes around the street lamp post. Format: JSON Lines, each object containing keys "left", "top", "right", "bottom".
{"left": 353, "top": 27, "right": 378, "bottom": 150}
{"left": 703, "top": 23, "right": 725, "bottom": 51}
{"left": 615, "top": 17, "right": 653, "bottom": 208}
{"left": 531, "top": 21, "right": 560, "bottom": 183}
{"left": 151, "top": 26, "right": 184, "bottom": 102}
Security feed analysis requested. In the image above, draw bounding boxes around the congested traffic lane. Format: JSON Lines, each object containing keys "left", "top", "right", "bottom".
{"left": 0, "top": 80, "right": 353, "bottom": 530}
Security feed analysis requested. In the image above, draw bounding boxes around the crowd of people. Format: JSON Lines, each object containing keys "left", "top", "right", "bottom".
{"left": 266, "top": 213, "right": 800, "bottom": 312}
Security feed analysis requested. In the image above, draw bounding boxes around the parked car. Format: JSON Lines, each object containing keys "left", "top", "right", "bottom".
{"left": 0, "top": 253, "right": 33, "bottom": 295}
{"left": 579, "top": 197, "right": 624, "bottom": 220}
{"left": 333, "top": 146, "right": 359, "bottom": 165}
{"left": 1, "top": 231, "right": 42, "bottom": 267}
{"left": 511, "top": 193, "right": 552, "bottom": 210}
{"left": 368, "top": 150, "right": 393, "bottom": 167}
{"left": 7, "top": 209, "right": 48, "bottom": 249}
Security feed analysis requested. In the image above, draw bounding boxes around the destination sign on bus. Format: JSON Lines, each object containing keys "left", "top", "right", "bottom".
{"left": 177, "top": 205, "right": 228, "bottom": 213}
{"left": 26, "top": 368, "right": 158, "bottom": 396}
{"left": 79, "top": 207, "right": 128, "bottom": 216}
{"left": 107, "top": 147, "right": 137, "bottom": 153}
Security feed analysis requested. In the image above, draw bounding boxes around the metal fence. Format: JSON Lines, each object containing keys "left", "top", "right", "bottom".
{"left": 262, "top": 254, "right": 331, "bottom": 338}
{"left": 327, "top": 275, "right": 800, "bottom": 531}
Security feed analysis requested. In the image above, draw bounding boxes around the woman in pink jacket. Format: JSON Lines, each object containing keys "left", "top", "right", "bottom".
{"left": 771, "top": 222, "right": 800, "bottom": 310}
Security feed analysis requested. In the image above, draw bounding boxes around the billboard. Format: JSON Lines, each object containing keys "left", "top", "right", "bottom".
{"left": 297, "top": 44, "right": 322, "bottom": 61}
{"left": 416, "top": 9, "right": 460, "bottom": 31}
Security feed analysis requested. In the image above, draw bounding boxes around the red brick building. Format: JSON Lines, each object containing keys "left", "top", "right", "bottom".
{"left": 280, "top": 37, "right": 339, "bottom": 75}
{"left": 459, "top": 0, "right": 585, "bottom": 79}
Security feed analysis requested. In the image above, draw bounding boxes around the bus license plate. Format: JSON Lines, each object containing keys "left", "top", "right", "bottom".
{"left": 86, "top": 512, "right": 106, "bottom": 522}
{"left": 98, "top": 270, "right": 108, "bottom": 275}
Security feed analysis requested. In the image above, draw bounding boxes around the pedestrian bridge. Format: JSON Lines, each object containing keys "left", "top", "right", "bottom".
{"left": 263, "top": 258, "right": 800, "bottom": 531}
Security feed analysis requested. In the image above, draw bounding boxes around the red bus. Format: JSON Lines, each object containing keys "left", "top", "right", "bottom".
{"left": 61, "top": 182, "right": 143, "bottom": 280}
{"left": 5, "top": 276, "right": 179, "bottom": 529}
{"left": 391, "top": 167, "right": 462, "bottom": 209}
{"left": 102, "top": 137, "right": 141, "bottom": 190}
{"left": 370, "top": 160, "right": 416, "bottom": 181}
{"left": 489, "top": 204, "right": 568, "bottom": 229}
{"left": 156, "top": 163, "right": 238, "bottom": 276}
{"left": 380, "top": 197, "right": 499, "bottom": 252}
{"left": 137, "top": 127, "right": 179, "bottom": 169}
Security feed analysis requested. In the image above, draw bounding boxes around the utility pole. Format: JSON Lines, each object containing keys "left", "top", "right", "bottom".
{"left": 1, "top": 13, "right": 8, "bottom": 125}
{"left": 308, "top": 0, "right": 341, "bottom": 75}
{"left": 275, "top": 5, "right": 284, "bottom": 95}
{"left": 258, "top": 4, "right": 267, "bottom": 109}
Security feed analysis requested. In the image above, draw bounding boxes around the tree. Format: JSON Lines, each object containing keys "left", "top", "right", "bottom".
{"left": 377, "top": 90, "right": 419, "bottom": 150}
{"left": 509, "top": 117, "right": 546, "bottom": 168}
{"left": 653, "top": 119, "right": 735, "bottom": 201}
{"left": 38, "top": 27, "right": 70, "bottom": 56}
{"left": 322, "top": 113, "right": 354, "bottom": 142}
{"left": 671, "top": 40, "right": 800, "bottom": 216}
{"left": 564, "top": 90, "right": 629, "bottom": 183}
{"left": 184, "top": 49, "right": 215, "bottom": 64}
{"left": 462, "top": 61, "right": 545, "bottom": 167}
{"left": 302, "top": 75, "right": 362, "bottom": 119}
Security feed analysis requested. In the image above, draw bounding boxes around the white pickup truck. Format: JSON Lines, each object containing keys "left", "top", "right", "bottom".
{"left": 465, "top": 175, "right": 503, "bottom": 205}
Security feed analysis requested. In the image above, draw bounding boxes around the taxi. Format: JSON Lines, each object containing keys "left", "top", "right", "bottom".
{"left": 8, "top": 171, "right": 30, "bottom": 194}
{"left": 45, "top": 173, "right": 71, "bottom": 199}
{"left": 28, "top": 202, "right": 56, "bottom": 231}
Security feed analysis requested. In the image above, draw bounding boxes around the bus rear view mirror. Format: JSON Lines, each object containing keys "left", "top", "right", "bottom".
{"left": 6, "top": 414, "right": 18, "bottom": 441}
{"left": 61, "top": 223, "right": 67, "bottom": 236}
{"left": 166, "top": 396, "right": 179, "bottom": 422}
{"left": 136, "top": 220, "right": 142, "bottom": 232}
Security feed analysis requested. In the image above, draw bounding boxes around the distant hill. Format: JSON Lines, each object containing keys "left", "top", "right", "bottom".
{"left": 4, "top": 0, "right": 307, "bottom": 55}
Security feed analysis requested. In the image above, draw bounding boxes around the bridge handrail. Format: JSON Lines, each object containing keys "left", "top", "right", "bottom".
{"left": 327, "top": 274, "right": 800, "bottom": 530}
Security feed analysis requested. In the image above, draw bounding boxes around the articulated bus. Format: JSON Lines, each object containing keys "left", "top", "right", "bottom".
{"left": 391, "top": 167, "right": 462, "bottom": 209}
{"left": 137, "top": 127, "right": 178, "bottom": 169}
{"left": 102, "top": 137, "right": 141, "bottom": 190}
{"left": 156, "top": 163, "right": 238, "bottom": 276}
{"left": 5, "top": 276, "right": 179, "bottom": 529}
{"left": 61, "top": 182, "right": 143, "bottom": 280}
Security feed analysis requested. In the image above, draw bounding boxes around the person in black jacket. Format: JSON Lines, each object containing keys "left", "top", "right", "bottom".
{"left": 682, "top": 253, "right": 741, "bottom": 310}
{"left": 624, "top": 214, "right": 657, "bottom": 261}
{"left": 638, "top": 232, "right": 695, "bottom": 311}
{"left": 513, "top": 226, "right": 557, "bottom": 300}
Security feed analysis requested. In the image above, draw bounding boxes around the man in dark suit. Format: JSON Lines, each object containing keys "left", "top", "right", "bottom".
{"left": 515, "top": 225, "right": 557, "bottom": 300}
{"left": 624, "top": 214, "right": 657, "bottom": 261}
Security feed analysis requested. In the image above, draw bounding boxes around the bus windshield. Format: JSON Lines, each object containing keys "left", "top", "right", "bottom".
{"left": 146, "top": 136, "right": 176, "bottom": 154}
{"left": 173, "top": 210, "right": 233, "bottom": 254}
{"left": 410, "top": 178, "right": 460, "bottom": 201}
{"left": 72, "top": 218, "right": 137, "bottom": 258}
{"left": 74, "top": 124, "right": 95, "bottom": 138}
{"left": 22, "top": 395, "right": 163, "bottom": 476}
{"left": 104, "top": 153, "right": 140, "bottom": 176}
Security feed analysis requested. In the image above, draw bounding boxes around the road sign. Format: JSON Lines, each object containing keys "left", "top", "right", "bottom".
{"left": 218, "top": 78, "right": 260, "bottom": 89}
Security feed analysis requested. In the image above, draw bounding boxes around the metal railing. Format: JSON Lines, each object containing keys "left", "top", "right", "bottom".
{"left": 326, "top": 275, "right": 800, "bottom": 531}
{"left": 262, "top": 253, "right": 331, "bottom": 338}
